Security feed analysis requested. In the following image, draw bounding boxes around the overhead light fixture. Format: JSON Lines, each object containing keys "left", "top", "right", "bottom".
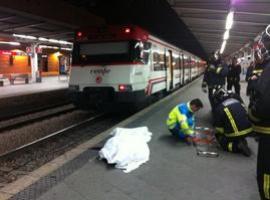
{"left": 0, "top": 41, "right": 20, "bottom": 46}
{"left": 13, "top": 34, "right": 37, "bottom": 40}
{"left": 220, "top": 40, "right": 227, "bottom": 54}
{"left": 223, "top": 30, "right": 230, "bottom": 40}
{"left": 39, "top": 45, "right": 59, "bottom": 50}
{"left": 38, "top": 37, "right": 49, "bottom": 42}
{"left": 61, "top": 47, "right": 72, "bottom": 51}
{"left": 13, "top": 34, "right": 73, "bottom": 45}
{"left": 48, "top": 39, "right": 59, "bottom": 43}
{"left": 226, "top": 10, "right": 234, "bottom": 30}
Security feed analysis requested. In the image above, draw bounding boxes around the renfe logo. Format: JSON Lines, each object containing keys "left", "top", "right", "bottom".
{"left": 90, "top": 68, "right": 111, "bottom": 76}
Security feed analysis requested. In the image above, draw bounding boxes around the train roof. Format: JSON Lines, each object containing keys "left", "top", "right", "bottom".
{"left": 76, "top": 24, "right": 202, "bottom": 61}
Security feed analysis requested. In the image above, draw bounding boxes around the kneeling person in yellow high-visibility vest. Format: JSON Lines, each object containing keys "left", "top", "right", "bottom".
{"left": 166, "top": 98, "right": 203, "bottom": 143}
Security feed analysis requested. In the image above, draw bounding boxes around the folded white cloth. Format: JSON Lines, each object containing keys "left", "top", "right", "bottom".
{"left": 99, "top": 127, "right": 152, "bottom": 173}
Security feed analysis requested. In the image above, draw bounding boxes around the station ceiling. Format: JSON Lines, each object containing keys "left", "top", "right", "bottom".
{"left": 0, "top": 0, "right": 104, "bottom": 41}
{"left": 0, "top": 0, "right": 269, "bottom": 59}
{"left": 65, "top": 0, "right": 208, "bottom": 59}
{"left": 65, "top": 0, "right": 270, "bottom": 59}
{"left": 168, "top": 0, "right": 270, "bottom": 56}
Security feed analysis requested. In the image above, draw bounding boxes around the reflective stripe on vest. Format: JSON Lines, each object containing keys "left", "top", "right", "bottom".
{"left": 253, "top": 69, "right": 263, "bottom": 74}
{"left": 215, "top": 127, "right": 224, "bottom": 134}
{"left": 224, "top": 107, "right": 238, "bottom": 133}
{"left": 228, "top": 142, "right": 233, "bottom": 152}
{"left": 225, "top": 127, "right": 253, "bottom": 137}
{"left": 264, "top": 174, "right": 270, "bottom": 199}
{"left": 253, "top": 125, "right": 270, "bottom": 134}
{"left": 216, "top": 67, "right": 222, "bottom": 74}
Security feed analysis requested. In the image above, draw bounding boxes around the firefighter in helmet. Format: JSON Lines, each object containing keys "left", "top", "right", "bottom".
{"left": 213, "top": 88, "right": 252, "bottom": 157}
{"left": 202, "top": 52, "right": 228, "bottom": 112}
{"left": 249, "top": 26, "right": 270, "bottom": 200}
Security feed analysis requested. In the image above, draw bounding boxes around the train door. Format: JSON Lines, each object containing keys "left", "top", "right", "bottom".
{"left": 182, "top": 54, "right": 186, "bottom": 84}
{"left": 179, "top": 53, "right": 183, "bottom": 86}
{"left": 165, "top": 50, "right": 173, "bottom": 91}
{"left": 188, "top": 56, "right": 192, "bottom": 82}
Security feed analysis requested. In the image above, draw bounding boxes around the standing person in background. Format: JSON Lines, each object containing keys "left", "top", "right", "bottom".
{"left": 202, "top": 52, "right": 228, "bottom": 112}
{"left": 227, "top": 57, "right": 242, "bottom": 96}
{"left": 247, "top": 51, "right": 264, "bottom": 104}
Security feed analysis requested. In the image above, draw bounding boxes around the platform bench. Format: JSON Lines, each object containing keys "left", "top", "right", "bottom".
{"left": 0, "top": 74, "right": 10, "bottom": 86}
{"left": 9, "top": 73, "right": 30, "bottom": 85}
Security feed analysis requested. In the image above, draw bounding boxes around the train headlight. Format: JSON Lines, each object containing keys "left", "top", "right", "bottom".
{"left": 118, "top": 84, "right": 132, "bottom": 92}
{"left": 69, "top": 85, "right": 79, "bottom": 91}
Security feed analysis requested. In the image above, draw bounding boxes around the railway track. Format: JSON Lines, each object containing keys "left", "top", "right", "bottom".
{"left": 0, "top": 101, "right": 71, "bottom": 122}
{"left": 0, "top": 104, "right": 77, "bottom": 132}
{"left": 0, "top": 110, "right": 127, "bottom": 187}
{"left": 0, "top": 113, "right": 106, "bottom": 158}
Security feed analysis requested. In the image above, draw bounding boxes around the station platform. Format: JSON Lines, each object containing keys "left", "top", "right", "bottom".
{"left": 0, "top": 76, "right": 68, "bottom": 99}
{"left": 0, "top": 78, "right": 259, "bottom": 200}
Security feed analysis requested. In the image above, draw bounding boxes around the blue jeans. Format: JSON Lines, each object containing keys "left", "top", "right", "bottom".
{"left": 169, "top": 127, "right": 186, "bottom": 140}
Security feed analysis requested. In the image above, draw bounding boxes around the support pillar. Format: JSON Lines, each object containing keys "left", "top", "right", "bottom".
{"left": 30, "top": 43, "right": 41, "bottom": 83}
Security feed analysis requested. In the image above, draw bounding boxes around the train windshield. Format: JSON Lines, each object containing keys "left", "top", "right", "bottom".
{"left": 72, "top": 40, "right": 151, "bottom": 65}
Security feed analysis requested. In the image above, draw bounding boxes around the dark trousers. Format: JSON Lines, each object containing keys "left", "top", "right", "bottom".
{"left": 208, "top": 87, "right": 215, "bottom": 111}
{"left": 257, "top": 136, "right": 270, "bottom": 200}
{"left": 227, "top": 81, "right": 241, "bottom": 95}
{"left": 215, "top": 134, "right": 245, "bottom": 153}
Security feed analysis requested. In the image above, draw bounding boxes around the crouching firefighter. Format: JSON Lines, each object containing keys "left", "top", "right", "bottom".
{"left": 213, "top": 88, "right": 252, "bottom": 156}
{"left": 166, "top": 99, "right": 203, "bottom": 144}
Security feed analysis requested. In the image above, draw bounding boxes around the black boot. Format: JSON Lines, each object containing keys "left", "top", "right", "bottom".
{"left": 237, "top": 139, "right": 251, "bottom": 157}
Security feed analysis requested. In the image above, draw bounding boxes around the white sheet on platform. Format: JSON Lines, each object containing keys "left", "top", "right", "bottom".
{"left": 99, "top": 127, "right": 152, "bottom": 173}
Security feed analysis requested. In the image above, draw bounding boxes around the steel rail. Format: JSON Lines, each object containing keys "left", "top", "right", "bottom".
{"left": 0, "top": 101, "right": 71, "bottom": 121}
{"left": 0, "top": 106, "right": 77, "bottom": 132}
{"left": 0, "top": 113, "right": 106, "bottom": 158}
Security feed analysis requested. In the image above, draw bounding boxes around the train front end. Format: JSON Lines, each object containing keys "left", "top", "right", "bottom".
{"left": 69, "top": 25, "right": 151, "bottom": 109}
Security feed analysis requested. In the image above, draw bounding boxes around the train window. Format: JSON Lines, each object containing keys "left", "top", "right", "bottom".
{"left": 134, "top": 41, "right": 151, "bottom": 64}
{"left": 153, "top": 50, "right": 165, "bottom": 71}
{"left": 143, "top": 42, "right": 151, "bottom": 64}
{"left": 172, "top": 54, "right": 180, "bottom": 69}
{"left": 72, "top": 40, "right": 149, "bottom": 65}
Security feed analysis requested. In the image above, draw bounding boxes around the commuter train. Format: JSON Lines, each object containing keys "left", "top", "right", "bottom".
{"left": 69, "top": 25, "right": 205, "bottom": 109}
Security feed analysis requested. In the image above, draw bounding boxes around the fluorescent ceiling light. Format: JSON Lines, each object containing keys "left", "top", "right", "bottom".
{"left": 13, "top": 33, "right": 73, "bottom": 45}
{"left": 39, "top": 45, "right": 59, "bottom": 49}
{"left": 223, "top": 30, "right": 230, "bottom": 40}
{"left": 220, "top": 40, "right": 227, "bottom": 54}
{"left": 48, "top": 39, "right": 59, "bottom": 43}
{"left": 13, "top": 34, "right": 37, "bottom": 40}
{"left": 226, "top": 11, "right": 234, "bottom": 30}
{"left": 58, "top": 40, "right": 73, "bottom": 45}
{"left": 0, "top": 41, "right": 20, "bottom": 46}
{"left": 61, "top": 47, "right": 72, "bottom": 51}
{"left": 38, "top": 37, "right": 49, "bottom": 41}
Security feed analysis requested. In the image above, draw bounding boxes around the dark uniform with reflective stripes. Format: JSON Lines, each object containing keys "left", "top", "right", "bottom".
{"left": 249, "top": 60, "right": 270, "bottom": 200}
{"left": 247, "top": 64, "right": 264, "bottom": 105}
{"left": 227, "top": 64, "right": 241, "bottom": 95}
{"left": 214, "top": 98, "right": 252, "bottom": 154}
{"left": 202, "top": 60, "right": 228, "bottom": 110}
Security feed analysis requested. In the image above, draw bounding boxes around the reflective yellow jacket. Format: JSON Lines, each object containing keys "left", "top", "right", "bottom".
{"left": 166, "top": 102, "right": 195, "bottom": 136}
